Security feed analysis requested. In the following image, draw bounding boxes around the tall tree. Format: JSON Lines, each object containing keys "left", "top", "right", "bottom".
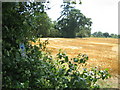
{"left": 56, "top": 3, "right": 92, "bottom": 38}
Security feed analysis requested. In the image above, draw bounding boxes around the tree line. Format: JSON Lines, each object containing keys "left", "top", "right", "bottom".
{"left": 92, "top": 31, "right": 119, "bottom": 38}
{"left": 2, "top": 2, "right": 92, "bottom": 38}
{"left": 3, "top": 2, "right": 118, "bottom": 39}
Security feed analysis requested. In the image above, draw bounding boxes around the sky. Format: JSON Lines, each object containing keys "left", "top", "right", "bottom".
{"left": 46, "top": 0, "right": 119, "bottom": 34}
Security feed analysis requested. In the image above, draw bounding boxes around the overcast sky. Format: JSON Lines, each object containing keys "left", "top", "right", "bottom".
{"left": 46, "top": 0, "right": 119, "bottom": 34}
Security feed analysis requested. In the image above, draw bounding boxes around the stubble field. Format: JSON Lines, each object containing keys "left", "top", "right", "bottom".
{"left": 32, "top": 37, "right": 119, "bottom": 88}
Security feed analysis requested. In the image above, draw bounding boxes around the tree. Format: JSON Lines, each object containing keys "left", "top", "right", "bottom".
{"left": 76, "top": 29, "right": 91, "bottom": 38}
{"left": 31, "top": 12, "right": 51, "bottom": 37}
{"left": 55, "top": 3, "right": 92, "bottom": 38}
{"left": 97, "top": 31, "right": 103, "bottom": 37}
{"left": 103, "top": 32, "right": 109, "bottom": 38}
{"left": 92, "top": 32, "right": 98, "bottom": 37}
{"left": 92, "top": 31, "right": 103, "bottom": 37}
{"left": 118, "top": 34, "right": 120, "bottom": 38}
{"left": 92, "top": 31, "right": 119, "bottom": 38}
{"left": 48, "top": 21, "right": 62, "bottom": 37}
{"left": 109, "top": 33, "right": 118, "bottom": 38}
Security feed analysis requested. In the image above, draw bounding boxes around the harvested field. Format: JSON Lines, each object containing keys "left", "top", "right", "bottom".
{"left": 32, "top": 37, "right": 119, "bottom": 88}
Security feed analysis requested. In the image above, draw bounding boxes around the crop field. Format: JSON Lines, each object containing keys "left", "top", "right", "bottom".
{"left": 32, "top": 37, "right": 119, "bottom": 88}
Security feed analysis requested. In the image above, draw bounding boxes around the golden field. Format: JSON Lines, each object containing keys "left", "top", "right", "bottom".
{"left": 32, "top": 37, "right": 119, "bottom": 88}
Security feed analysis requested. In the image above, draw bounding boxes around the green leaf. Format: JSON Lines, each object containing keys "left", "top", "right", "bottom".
{"left": 65, "top": 56, "right": 68, "bottom": 62}
{"left": 80, "top": 58, "right": 83, "bottom": 63}
{"left": 105, "top": 68, "right": 109, "bottom": 71}
{"left": 59, "top": 60, "right": 65, "bottom": 64}
{"left": 73, "top": 58, "right": 78, "bottom": 62}
{"left": 71, "top": 1, "right": 76, "bottom": 4}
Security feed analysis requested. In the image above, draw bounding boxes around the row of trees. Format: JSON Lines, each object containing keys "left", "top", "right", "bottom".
{"left": 92, "top": 31, "right": 119, "bottom": 38}
{"left": 3, "top": 2, "right": 92, "bottom": 38}
{"left": 4, "top": 2, "right": 119, "bottom": 39}
{"left": 4, "top": 2, "right": 118, "bottom": 39}
{"left": 36, "top": 2, "right": 92, "bottom": 38}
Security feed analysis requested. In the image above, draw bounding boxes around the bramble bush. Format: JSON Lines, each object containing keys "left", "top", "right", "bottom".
{"left": 3, "top": 38, "right": 111, "bottom": 89}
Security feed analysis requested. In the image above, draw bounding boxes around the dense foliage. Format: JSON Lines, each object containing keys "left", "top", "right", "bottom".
{"left": 55, "top": 3, "right": 92, "bottom": 38}
{"left": 2, "top": 2, "right": 111, "bottom": 89}
{"left": 2, "top": 2, "right": 50, "bottom": 88}
{"left": 92, "top": 31, "right": 118, "bottom": 38}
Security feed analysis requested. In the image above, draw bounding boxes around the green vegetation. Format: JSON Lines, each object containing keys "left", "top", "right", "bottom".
{"left": 92, "top": 31, "right": 119, "bottom": 38}
{"left": 2, "top": 1, "right": 112, "bottom": 89}
{"left": 3, "top": 37, "right": 111, "bottom": 89}
{"left": 55, "top": 3, "right": 92, "bottom": 38}
{"left": 118, "top": 35, "right": 120, "bottom": 38}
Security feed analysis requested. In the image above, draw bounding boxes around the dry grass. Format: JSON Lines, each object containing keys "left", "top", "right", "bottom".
{"left": 31, "top": 37, "right": 119, "bottom": 88}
